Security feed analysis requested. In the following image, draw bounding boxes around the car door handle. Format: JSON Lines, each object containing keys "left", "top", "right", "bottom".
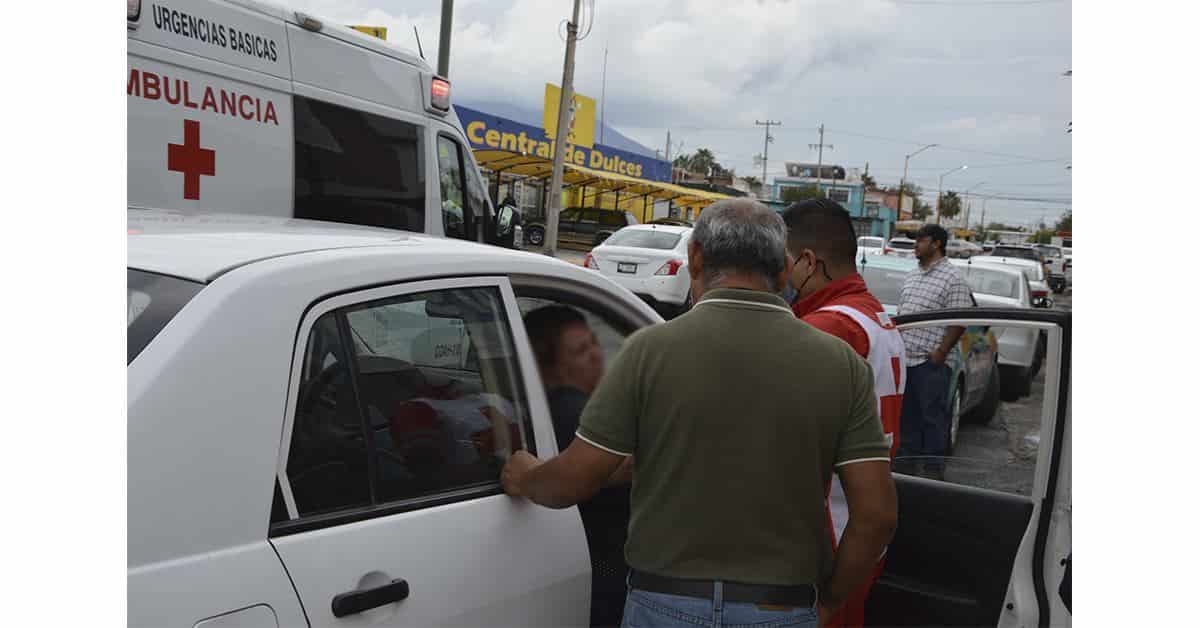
{"left": 331, "top": 578, "right": 410, "bottom": 618}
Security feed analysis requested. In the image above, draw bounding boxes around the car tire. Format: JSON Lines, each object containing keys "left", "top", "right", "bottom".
{"left": 526, "top": 226, "right": 545, "bottom": 247}
{"left": 999, "top": 364, "right": 1027, "bottom": 402}
{"left": 963, "top": 361, "right": 1001, "bottom": 425}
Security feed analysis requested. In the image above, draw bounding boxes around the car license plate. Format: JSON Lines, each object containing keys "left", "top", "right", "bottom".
{"left": 617, "top": 262, "right": 637, "bottom": 274}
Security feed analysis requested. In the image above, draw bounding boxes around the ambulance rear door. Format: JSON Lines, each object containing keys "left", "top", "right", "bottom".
{"left": 127, "top": 0, "right": 293, "bottom": 216}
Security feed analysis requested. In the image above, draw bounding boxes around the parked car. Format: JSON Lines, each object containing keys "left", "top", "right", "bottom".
{"left": 949, "top": 259, "right": 1041, "bottom": 400}
{"left": 129, "top": 209, "right": 1070, "bottom": 628}
{"left": 857, "top": 236, "right": 886, "bottom": 256}
{"left": 971, "top": 256, "right": 1053, "bottom": 307}
{"left": 584, "top": 224, "right": 693, "bottom": 318}
{"left": 946, "top": 239, "right": 983, "bottom": 259}
{"left": 523, "top": 208, "right": 639, "bottom": 249}
{"left": 988, "top": 243, "right": 1043, "bottom": 262}
{"left": 856, "top": 255, "right": 1001, "bottom": 447}
{"left": 1034, "top": 244, "right": 1069, "bottom": 293}
{"left": 884, "top": 237, "right": 917, "bottom": 258}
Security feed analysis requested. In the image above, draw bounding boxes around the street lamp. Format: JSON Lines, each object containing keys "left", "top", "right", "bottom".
{"left": 898, "top": 143, "right": 936, "bottom": 222}
{"left": 935, "top": 165, "right": 968, "bottom": 224}
{"left": 961, "top": 182, "right": 987, "bottom": 234}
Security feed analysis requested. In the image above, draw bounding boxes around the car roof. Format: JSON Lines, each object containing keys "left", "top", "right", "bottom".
{"left": 857, "top": 254, "right": 918, "bottom": 271}
{"left": 888, "top": 236, "right": 915, "bottom": 242}
{"left": 951, "top": 258, "right": 1026, "bottom": 277}
{"left": 128, "top": 209, "right": 536, "bottom": 282}
{"left": 973, "top": 256, "right": 1039, "bottom": 268}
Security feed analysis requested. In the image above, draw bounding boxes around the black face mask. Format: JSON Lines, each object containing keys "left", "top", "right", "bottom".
{"left": 793, "top": 259, "right": 832, "bottom": 300}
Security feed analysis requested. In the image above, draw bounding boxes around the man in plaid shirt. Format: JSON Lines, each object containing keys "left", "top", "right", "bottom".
{"left": 897, "top": 224, "right": 975, "bottom": 478}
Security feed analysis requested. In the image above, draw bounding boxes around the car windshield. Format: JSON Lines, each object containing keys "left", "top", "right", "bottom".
{"left": 128, "top": 269, "right": 205, "bottom": 364}
{"left": 604, "top": 229, "right": 683, "bottom": 249}
{"left": 963, "top": 267, "right": 1020, "bottom": 299}
{"left": 991, "top": 246, "right": 1039, "bottom": 260}
{"left": 1037, "top": 246, "right": 1062, "bottom": 258}
{"left": 888, "top": 240, "right": 915, "bottom": 250}
{"left": 858, "top": 237, "right": 883, "bottom": 248}
{"left": 860, "top": 266, "right": 910, "bottom": 308}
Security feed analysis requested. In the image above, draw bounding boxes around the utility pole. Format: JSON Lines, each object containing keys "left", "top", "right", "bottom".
{"left": 979, "top": 199, "right": 988, "bottom": 242}
{"left": 437, "top": 0, "right": 454, "bottom": 77}
{"left": 809, "top": 124, "right": 833, "bottom": 191}
{"left": 899, "top": 144, "right": 937, "bottom": 224}
{"left": 755, "top": 120, "right": 780, "bottom": 193}
{"left": 599, "top": 44, "right": 608, "bottom": 145}
{"left": 544, "top": 0, "right": 583, "bottom": 257}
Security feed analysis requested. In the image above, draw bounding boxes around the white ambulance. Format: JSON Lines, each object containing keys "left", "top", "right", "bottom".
{"left": 127, "top": 0, "right": 520, "bottom": 248}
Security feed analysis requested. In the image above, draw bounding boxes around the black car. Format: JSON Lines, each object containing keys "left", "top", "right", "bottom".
{"left": 524, "top": 208, "right": 640, "bottom": 249}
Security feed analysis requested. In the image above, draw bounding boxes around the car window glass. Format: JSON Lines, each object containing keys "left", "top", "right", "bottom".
{"left": 599, "top": 211, "right": 626, "bottom": 227}
{"left": 343, "top": 286, "right": 532, "bottom": 504}
{"left": 287, "top": 313, "right": 372, "bottom": 517}
{"left": 517, "top": 297, "right": 629, "bottom": 365}
{"left": 893, "top": 322, "right": 1051, "bottom": 497}
{"left": 964, "top": 268, "right": 1019, "bottom": 299}
{"left": 293, "top": 96, "right": 425, "bottom": 232}
{"left": 604, "top": 229, "right": 682, "bottom": 249}
{"left": 437, "top": 136, "right": 468, "bottom": 240}
{"left": 560, "top": 209, "right": 581, "bottom": 223}
{"left": 578, "top": 210, "right": 600, "bottom": 224}
{"left": 127, "top": 269, "right": 204, "bottom": 364}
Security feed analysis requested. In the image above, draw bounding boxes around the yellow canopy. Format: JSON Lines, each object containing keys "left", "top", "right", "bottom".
{"left": 472, "top": 149, "right": 728, "bottom": 210}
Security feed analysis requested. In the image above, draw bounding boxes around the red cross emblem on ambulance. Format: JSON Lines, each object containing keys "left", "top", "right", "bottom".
{"left": 167, "top": 119, "right": 215, "bottom": 200}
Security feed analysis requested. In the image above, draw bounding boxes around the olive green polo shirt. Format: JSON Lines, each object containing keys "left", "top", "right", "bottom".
{"left": 577, "top": 288, "right": 889, "bottom": 585}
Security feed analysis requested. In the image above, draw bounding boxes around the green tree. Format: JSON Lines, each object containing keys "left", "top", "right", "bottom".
{"left": 781, "top": 185, "right": 823, "bottom": 203}
{"left": 937, "top": 191, "right": 962, "bottom": 222}
{"left": 1054, "top": 211, "right": 1072, "bottom": 233}
{"left": 862, "top": 173, "right": 877, "bottom": 189}
{"left": 912, "top": 201, "right": 932, "bottom": 221}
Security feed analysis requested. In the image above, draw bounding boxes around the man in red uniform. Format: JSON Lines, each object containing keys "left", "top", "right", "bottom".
{"left": 782, "top": 199, "right": 907, "bottom": 628}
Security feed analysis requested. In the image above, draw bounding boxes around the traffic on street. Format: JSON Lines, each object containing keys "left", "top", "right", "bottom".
{"left": 126, "top": 1, "right": 1072, "bottom": 627}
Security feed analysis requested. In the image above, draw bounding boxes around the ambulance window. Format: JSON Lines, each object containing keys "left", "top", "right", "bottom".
{"left": 293, "top": 96, "right": 426, "bottom": 233}
{"left": 437, "top": 136, "right": 469, "bottom": 240}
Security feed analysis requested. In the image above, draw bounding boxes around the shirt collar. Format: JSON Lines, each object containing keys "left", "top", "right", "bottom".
{"left": 792, "top": 273, "right": 869, "bottom": 318}
{"left": 696, "top": 287, "right": 793, "bottom": 313}
{"left": 919, "top": 256, "right": 951, "bottom": 273}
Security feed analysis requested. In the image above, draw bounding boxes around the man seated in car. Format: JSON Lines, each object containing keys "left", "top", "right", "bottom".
{"left": 524, "top": 305, "right": 631, "bottom": 627}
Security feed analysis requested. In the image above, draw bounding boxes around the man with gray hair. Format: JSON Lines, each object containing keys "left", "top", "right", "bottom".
{"left": 502, "top": 199, "right": 897, "bottom": 628}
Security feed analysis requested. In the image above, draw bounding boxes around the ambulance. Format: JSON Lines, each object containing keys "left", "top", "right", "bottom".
{"left": 127, "top": 0, "right": 520, "bottom": 248}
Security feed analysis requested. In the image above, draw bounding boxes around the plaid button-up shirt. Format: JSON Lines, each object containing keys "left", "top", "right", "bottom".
{"left": 898, "top": 256, "right": 975, "bottom": 366}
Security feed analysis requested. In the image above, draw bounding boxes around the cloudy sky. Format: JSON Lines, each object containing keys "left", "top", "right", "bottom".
{"left": 295, "top": 0, "right": 1071, "bottom": 228}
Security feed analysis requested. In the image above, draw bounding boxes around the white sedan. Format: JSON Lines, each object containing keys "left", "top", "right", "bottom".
{"left": 950, "top": 259, "right": 1041, "bottom": 400}
{"left": 584, "top": 224, "right": 693, "bottom": 317}
{"left": 128, "top": 209, "right": 661, "bottom": 628}
{"left": 857, "top": 236, "right": 886, "bottom": 257}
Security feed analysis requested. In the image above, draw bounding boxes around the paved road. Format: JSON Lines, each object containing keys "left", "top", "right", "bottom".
{"left": 949, "top": 284, "right": 1070, "bottom": 495}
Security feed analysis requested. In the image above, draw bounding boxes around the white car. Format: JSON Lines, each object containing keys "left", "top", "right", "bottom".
{"left": 129, "top": 209, "right": 662, "bottom": 628}
{"left": 128, "top": 209, "right": 1072, "bottom": 628}
{"left": 946, "top": 239, "right": 983, "bottom": 259}
{"left": 584, "top": 224, "right": 693, "bottom": 317}
{"left": 857, "top": 236, "right": 886, "bottom": 257}
{"left": 950, "top": 259, "right": 1041, "bottom": 399}
{"left": 971, "top": 255, "right": 1053, "bottom": 306}
{"left": 884, "top": 236, "right": 917, "bottom": 258}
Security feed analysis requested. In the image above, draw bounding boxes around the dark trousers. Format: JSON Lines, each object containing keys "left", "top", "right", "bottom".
{"left": 899, "top": 360, "right": 951, "bottom": 469}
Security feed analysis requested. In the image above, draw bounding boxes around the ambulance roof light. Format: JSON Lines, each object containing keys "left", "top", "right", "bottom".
{"left": 128, "top": 0, "right": 141, "bottom": 21}
{"left": 296, "top": 12, "right": 324, "bottom": 32}
{"left": 431, "top": 77, "right": 451, "bottom": 112}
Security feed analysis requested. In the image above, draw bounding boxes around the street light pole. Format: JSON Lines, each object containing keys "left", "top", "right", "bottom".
{"left": 437, "top": 0, "right": 454, "bottom": 77}
{"left": 543, "top": 0, "right": 583, "bottom": 257}
{"left": 962, "top": 182, "right": 987, "bottom": 234}
{"left": 935, "top": 165, "right": 968, "bottom": 225}
{"left": 898, "top": 143, "right": 936, "bottom": 223}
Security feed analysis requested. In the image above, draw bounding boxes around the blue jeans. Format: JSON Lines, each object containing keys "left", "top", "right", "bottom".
{"left": 620, "top": 585, "right": 818, "bottom": 628}
{"left": 899, "top": 360, "right": 952, "bottom": 469}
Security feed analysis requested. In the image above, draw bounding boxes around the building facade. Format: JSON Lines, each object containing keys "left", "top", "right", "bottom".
{"left": 771, "top": 163, "right": 896, "bottom": 237}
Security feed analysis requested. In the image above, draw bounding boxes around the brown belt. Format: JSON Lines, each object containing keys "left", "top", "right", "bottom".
{"left": 629, "top": 569, "right": 817, "bottom": 608}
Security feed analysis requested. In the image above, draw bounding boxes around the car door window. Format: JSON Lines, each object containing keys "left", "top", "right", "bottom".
{"left": 437, "top": 136, "right": 469, "bottom": 240}
{"left": 599, "top": 211, "right": 625, "bottom": 229}
{"left": 282, "top": 284, "right": 534, "bottom": 522}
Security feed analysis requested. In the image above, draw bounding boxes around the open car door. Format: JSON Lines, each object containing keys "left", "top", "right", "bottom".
{"left": 866, "top": 308, "right": 1071, "bottom": 628}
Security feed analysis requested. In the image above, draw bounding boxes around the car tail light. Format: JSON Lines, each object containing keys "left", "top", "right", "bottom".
{"left": 883, "top": 247, "right": 893, "bottom": 255}
{"left": 1032, "top": 289, "right": 1048, "bottom": 298}
{"left": 128, "top": 0, "right": 141, "bottom": 20}
{"left": 584, "top": 253, "right": 599, "bottom": 270}
{"left": 654, "top": 259, "right": 684, "bottom": 276}
{"left": 430, "top": 77, "right": 451, "bottom": 111}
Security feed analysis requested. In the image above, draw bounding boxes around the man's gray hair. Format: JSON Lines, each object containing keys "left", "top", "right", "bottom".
{"left": 691, "top": 199, "right": 788, "bottom": 284}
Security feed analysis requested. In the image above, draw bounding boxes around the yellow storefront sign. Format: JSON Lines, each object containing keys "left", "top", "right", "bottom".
{"left": 543, "top": 83, "right": 596, "bottom": 149}
{"left": 349, "top": 25, "right": 388, "bottom": 40}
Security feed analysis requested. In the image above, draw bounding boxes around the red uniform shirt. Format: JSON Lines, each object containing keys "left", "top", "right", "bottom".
{"left": 791, "top": 274, "right": 879, "bottom": 359}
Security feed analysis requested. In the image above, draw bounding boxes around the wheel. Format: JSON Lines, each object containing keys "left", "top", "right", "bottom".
{"left": 963, "top": 360, "right": 1000, "bottom": 425}
{"left": 999, "top": 364, "right": 1027, "bottom": 402}
{"left": 526, "top": 226, "right": 545, "bottom": 247}
{"left": 946, "top": 383, "right": 963, "bottom": 454}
